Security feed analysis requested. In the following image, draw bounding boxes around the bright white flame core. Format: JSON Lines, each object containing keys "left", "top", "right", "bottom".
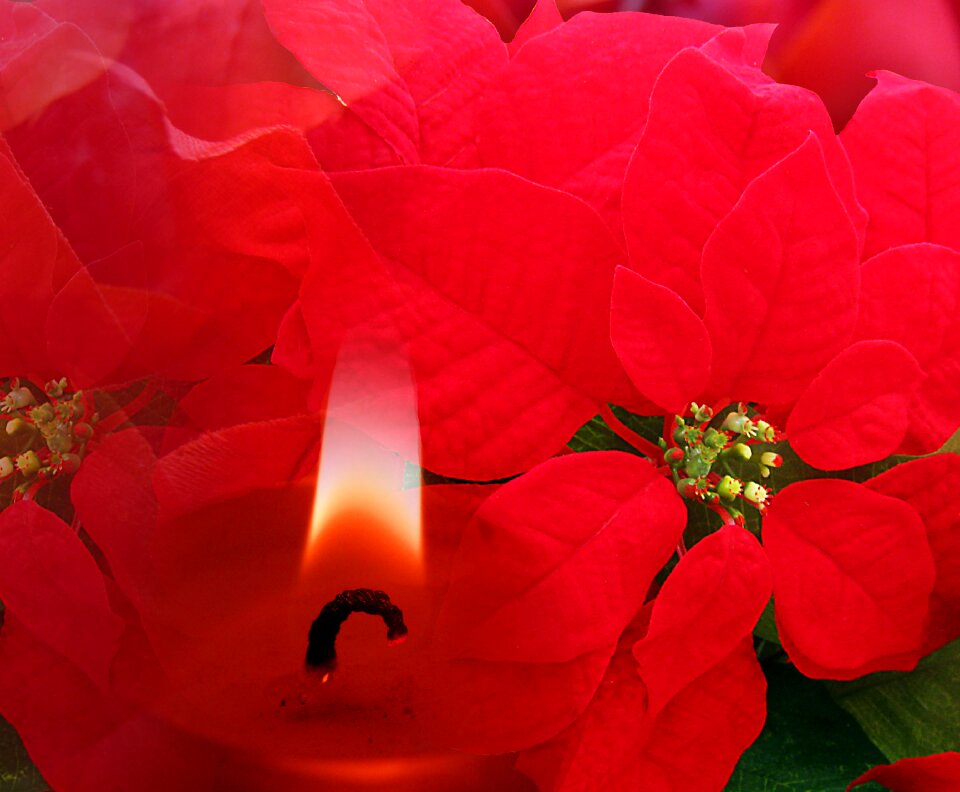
{"left": 307, "top": 340, "right": 422, "bottom": 565}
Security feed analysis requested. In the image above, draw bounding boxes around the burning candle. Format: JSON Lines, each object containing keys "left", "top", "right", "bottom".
{"left": 139, "top": 344, "right": 534, "bottom": 790}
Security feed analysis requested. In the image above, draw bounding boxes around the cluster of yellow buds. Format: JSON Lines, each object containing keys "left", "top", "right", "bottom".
{"left": 1, "top": 377, "right": 94, "bottom": 503}
{"left": 663, "top": 402, "right": 783, "bottom": 521}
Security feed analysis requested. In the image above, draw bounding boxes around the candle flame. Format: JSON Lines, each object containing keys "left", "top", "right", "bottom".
{"left": 303, "top": 339, "right": 422, "bottom": 576}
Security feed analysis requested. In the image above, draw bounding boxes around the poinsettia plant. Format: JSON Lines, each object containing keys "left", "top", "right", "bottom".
{"left": 1, "top": 0, "right": 959, "bottom": 790}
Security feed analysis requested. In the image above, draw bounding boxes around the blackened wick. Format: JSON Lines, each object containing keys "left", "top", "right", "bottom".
{"left": 305, "top": 589, "right": 408, "bottom": 673}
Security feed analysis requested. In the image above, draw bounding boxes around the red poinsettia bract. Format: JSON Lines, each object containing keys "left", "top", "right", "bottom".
{"left": 849, "top": 752, "right": 960, "bottom": 792}
{"left": 604, "top": 37, "right": 960, "bottom": 682}
{"left": 0, "top": 2, "right": 320, "bottom": 387}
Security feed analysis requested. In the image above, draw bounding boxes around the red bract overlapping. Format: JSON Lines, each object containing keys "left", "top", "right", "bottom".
{"left": 848, "top": 753, "right": 960, "bottom": 792}
{"left": 0, "top": 2, "right": 316, "bottom": 388}
{"left": 0, "top": 1, "right": 958, "bottom": 790}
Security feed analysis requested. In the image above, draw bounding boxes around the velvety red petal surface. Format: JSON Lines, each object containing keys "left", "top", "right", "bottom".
{"left": 0, "top": 501, "right": 122, "bottom": 689}
{"left": 764, "top": 479, "right": 935, "bottom": 679}
{"left": 290, "top": 166, "right": 634, "bottom": 480}
{"left": 0, "top": 4, "right": 107, "bottom": 131}
{"left": 632, "top": 525, "right": 771, "bottom": 716}
{"left": 154, "top": 416, "right": 322, "bottom": 522}
{"left": 508, "top": 0, "right": 562, "bottom": 55}
{"left": 866, "top": 455, "right": 960, "bottom": 655}
{"left": 3, "top": 37, "right": 317, "bottom": 384}
{"left": 610, "top": 266, "right": 711, "bottom": 413}
{"left": 841, "top": 71, "right": 960, "bottom": 258}
{"left": 0, "top": 614, "right": 237, "bottom": 792}
{"left": 0, "top": 139, "right": 80, "bottom": 379}
{"left": 71, "top": 431, "right": 160, "bottom": 616}
{"left": 175, "top": 365, "right": 312, "bottom": 435}
{"left": 786, "top": 340, "right": 924, "bottom": 469}
{"left": 701, "top": 135, "right": 860, "bottom": 405}
{"left": 517, "top": 622, "right": 766, "bottom": 791}
{"left": 476, "top": 12, "right": 719, "bottom": 229}
{"left": 262, "top": 0, "right": 507, "bottom": 167}
{"left": 31, "top": 0, "right": 339, "bottom": 145}
{"left": 848, "top": 753, "right": 960, "bottom": 792}
{"left": 623, "top": 44, "right": 863, "bottom": 315}
{"left": 427, "top": 452, "right": 686, "bottom": 752}
{"left": 855, "top": 244, "right": 960, "bottom": 454}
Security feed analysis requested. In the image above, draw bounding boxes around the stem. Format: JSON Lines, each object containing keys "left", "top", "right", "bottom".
{"left": 96, "top": 380, "right": 160, "bottom": 433}
{"left": 598, "top": 404, "right": 663, "bottom": 461}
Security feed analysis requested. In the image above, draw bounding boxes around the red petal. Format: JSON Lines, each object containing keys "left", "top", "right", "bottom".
{"left": 518, "top": 629, "right": 765, "bottom": 792}
{"left": 0, "top": 139, "right": 80, "bottom": 378}
{"left": 786, "top": 340, "right": 924, "bottom": 470}
{"left": 866, "top": 455, "right": 960, "bottom": 654}
{"left": 701, "top": 135, "right": 861, "bottom": 404}
{"left": 624, "top": 46, "right": 864, "bottom": 316}
{"left": 764, "top": 479, "right": 935, "bottom": 679}
{"left": 476, "top": 12, "right": 719, "bottom": 228}
{"left": 296, "top": 166, "right": 634, "bottom": 480}
{"left": 508, "top": 0, "right": 562, "bottom": 56}
{"left": 176, "top": 364, "right": 311, "bottom": 434}
{"left": 71, "top": 430, "right": 159, "bottom": 613}
{"left": 428, "top": 451, "right": 686, "bottom": 752}
{"left": 0, "top": 4, "right": 107, "bottom": 131}
{"left": 0, "top": 614, "right": 251, "bottom": 792}
{"left": 7, "top": 52, "right": 318, "bottom": 383}
{"left": 261, "top": 0, "right": 507, "bottom": 166}
{"left": 0, "top": 501, "right": 123, "bottom": 689}
{"left": 699, "top": 24, "right": 776, "bottom": 75}
{"left": 626, "top": 639, "right": 765, "bottom": 792}
{"left": 632, "top": 525, "right": 771, "bottom": 716}
{"left": 842, "top": 72, "right": 960, "bottom": 258}
{"left": 8, "top": 62, "right": 318, "bottom": 383}
{"left": 154, "top": 415, "right": 322, "bottom": 522}
{"left": 610, "top": 267, "right": 712, "bottom": 413}
{"left": 848, "top": 753, "right": 960, "bottom": 792}
{"left": 855, "top": 244, "right": 960, "bottom": 454}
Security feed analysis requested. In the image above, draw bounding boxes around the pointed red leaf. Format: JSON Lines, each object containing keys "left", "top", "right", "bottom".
{"left": 786, "top": 340, "right": 924, "bottom": 470}
{"left": 610, "top": 266, "right": 712, "bottom": 414}
{"left": 764, "top": 479, "right": 936, "bottom": 679}
{"left": 0, "top": 4, "right": 107, "bottom": 131}
{"left": 476, "top": 12, "right": 719, "bottom": 227}
{"left": 701, "top": 135, "right": 860, "bottom": 405}
{"left": 0, "top": 501, "right": 123, "bottom": 689}
{"left": 0, "top": 614, "right": 243, "bottom": 792}
{"left": 848, "top": 753, "right": 960, "bottom": 792}
{"left": 632, "top": 525, "right": 771, "bottom": 716}
{"left": 176, "top": 364, "right": 311, "bottom": 434}
{"left": 866, "top": 455, "right": 960, "bottom": 654}
{"left": 855, "top": 244, "right": 960, "bottom": 454}
{"left": 508, "top": 0, "right": 562, "bottom": 56}
{"left": 0, "top": 141, "right": 80, "bottom": 379}
{"left": 262, "top": 0, "right": 507, "bottom": 166}
{"left": 518, "top": 627, "right": 765, "bottom": 792}
{"left": 6, "top": 58, "right": 320, "bottom": 384}
{"left": 698, "top": 24, "right": 775, "bottom": 76}
{"left": 427, "top": 451, "right": 686, "bottom": 752}
{"left": 624, "top": 46, "right": 864, "bottom": 315}
{"left": 841, "top": 72, "right": 960, "bottom": 258}
{"left": 290, "top": 166, "right": 635, "bottom": 480}
{"left": 71, "top": 430, "right": 162, "bottom": 615}
{"left": 154, "top": 415, "right": 322, "bottom": 522}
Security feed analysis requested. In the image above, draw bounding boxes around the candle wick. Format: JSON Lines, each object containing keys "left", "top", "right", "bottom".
{"left": 305, "top": 588, "right": 408, "bottom": 674}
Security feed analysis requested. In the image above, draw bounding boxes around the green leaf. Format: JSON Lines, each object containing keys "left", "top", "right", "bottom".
{"left": 567, "top": 414, "right": 639, "bottom": 454}
{"left": 0, "top": 715, "right": 46, "bottom": 792}
{"left": 828, "top": 638, "right": 960, "bottom": 761}
{"left": 939, "top": 426, "right": 960, "bottom": 455}
{"left": 754, "top": 598, "right": 781, "bottom": 645}
{"left": 726, "top": 662, "right": 886, "bottom": 792}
